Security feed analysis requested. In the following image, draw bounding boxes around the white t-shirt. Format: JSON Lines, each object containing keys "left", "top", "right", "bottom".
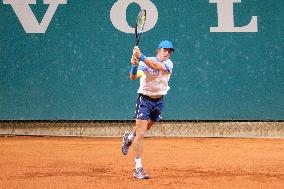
{"left": 137, "top": 57, "right": 173, "bottom": 97}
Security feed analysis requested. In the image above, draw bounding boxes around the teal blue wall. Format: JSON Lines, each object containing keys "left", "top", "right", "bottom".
{"left": 0, "top": 0, "right": 283, "bottom": 120}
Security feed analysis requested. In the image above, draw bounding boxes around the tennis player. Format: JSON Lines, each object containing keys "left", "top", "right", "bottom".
{"left": 122, "top": 40, "right": 174, "bottom": 179}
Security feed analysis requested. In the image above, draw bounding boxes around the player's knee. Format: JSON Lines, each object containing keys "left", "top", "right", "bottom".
{"left": 135, "top": 130, "right": 146, "bottom": 139}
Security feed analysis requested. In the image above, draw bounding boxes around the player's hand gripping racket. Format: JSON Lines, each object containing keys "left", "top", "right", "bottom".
{"left": 135, "top": 9, "right": 146, "bottom": 46}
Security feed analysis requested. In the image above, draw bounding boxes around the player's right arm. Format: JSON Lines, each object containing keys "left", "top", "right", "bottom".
{"left": 130, "top": 55, "right": 139, "bottom": 80}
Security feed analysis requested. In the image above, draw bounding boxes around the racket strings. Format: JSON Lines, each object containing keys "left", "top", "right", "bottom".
{"left": 136, "top": 10, "right": 146, "bottom": 33}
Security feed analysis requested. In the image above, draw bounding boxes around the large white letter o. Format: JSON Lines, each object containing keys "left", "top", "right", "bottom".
{"left": 110, "top": 0, "right": 158, "bottom": 33}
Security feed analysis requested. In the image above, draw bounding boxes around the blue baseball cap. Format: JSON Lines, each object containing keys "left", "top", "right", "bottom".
{"left": 158, "top": 40, "right": 174, "bottom": 52}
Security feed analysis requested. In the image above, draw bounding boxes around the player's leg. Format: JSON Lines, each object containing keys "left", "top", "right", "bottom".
{"left": 122, "top": 95, "right": 145, "bottom": 155}
{"left": 133, "top": 119, "right": 148, "bottom": 159}
{"left": 146, "top": 120, "right": 155, "bottom": 131}
{"left": 122, "top": 94, "right": 151, "bottom": 179}
{"left": 145, "top": 97, "right": 164, "bottom": 132}
{"left": 132, "top": 95, "right": 152, "bottom": 179}
{"left": 122, "top": 94, "right": 149, "bottom": 156}
{"left": 128, "top": 120, "right": 152, "bottom": 138}
{"left": 126, "top": 120, "right": 154, "bottom": 142}
{"left": 132, "top": 99, "right": 163, "bottom": 179}
{"left": 121, "top": 120, "right": 153, "bottom": 156}
{"left": 132, "top": 118, "right": 150, "bottom": 179}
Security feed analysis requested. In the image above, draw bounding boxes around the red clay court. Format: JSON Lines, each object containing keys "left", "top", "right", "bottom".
{"left": 1, "top": 136, "right": 284, "bottom": 189}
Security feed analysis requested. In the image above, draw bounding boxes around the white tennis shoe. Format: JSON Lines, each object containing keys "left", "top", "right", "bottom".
{"left": 121, "top": 131, "right": 132, "bottom": 155}
{"left": 133, "top": 167, "right": 150, "bottom": 179}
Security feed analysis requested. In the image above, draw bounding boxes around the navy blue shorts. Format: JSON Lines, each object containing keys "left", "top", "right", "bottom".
{"left": 134, "top": 94, "right": 164, "bottom": 122}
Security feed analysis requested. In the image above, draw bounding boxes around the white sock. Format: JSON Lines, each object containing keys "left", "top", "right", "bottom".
{"left": 135, "top": 158, "right": 142, "bottom": 169}
{"left": 128, "top": 131, "right": 135, "bottom": 141}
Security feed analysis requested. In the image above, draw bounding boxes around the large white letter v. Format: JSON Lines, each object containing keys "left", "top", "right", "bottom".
{"left": 3, "top": 0, "right": 67, "bottom": 33}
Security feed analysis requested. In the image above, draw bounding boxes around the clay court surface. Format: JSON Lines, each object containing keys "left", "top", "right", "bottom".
{"left": 1, "top": 136, "right": 284, "bottom": 189}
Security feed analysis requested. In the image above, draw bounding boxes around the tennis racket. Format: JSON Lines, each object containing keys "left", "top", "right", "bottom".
{"left": 135, "top": 9, "right": 146, "bottom": 46}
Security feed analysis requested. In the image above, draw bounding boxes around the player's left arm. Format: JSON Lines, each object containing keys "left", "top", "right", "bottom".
{"left": 133, "top": 46, "right": 171, "bottom": 72}
{"left": 143, "top": 58, "right": 168, "bottom": 71}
